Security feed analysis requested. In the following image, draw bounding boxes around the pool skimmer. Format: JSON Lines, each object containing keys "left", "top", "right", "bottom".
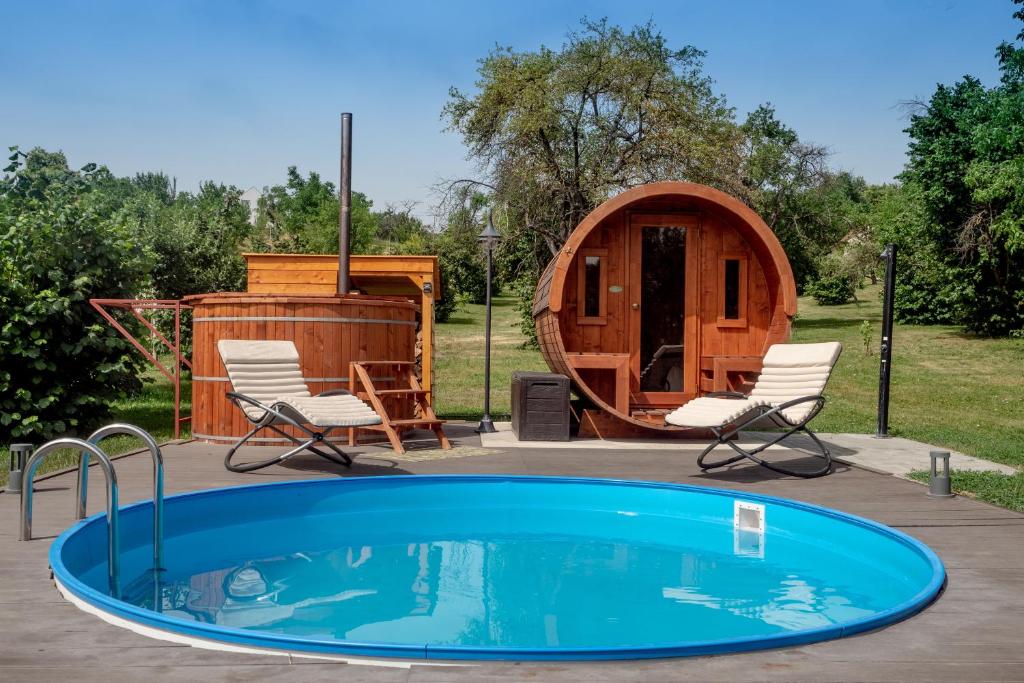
{"left": 734, "top": 501, "right": 765, "bottom": 558}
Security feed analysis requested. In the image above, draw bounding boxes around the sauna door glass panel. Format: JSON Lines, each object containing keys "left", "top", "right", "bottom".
{"left": 639, "top": 227, "right": 686, "bottom": 392}
{"left": 584, "top": 256, "right": 602, "bottom": 317}
{"left": 724, "top": 259, "right": 741, "bottom": 318}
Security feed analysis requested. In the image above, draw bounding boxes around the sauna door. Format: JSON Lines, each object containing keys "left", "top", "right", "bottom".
{"left": 628, "top": 214, "right": 700, "bottom": 406}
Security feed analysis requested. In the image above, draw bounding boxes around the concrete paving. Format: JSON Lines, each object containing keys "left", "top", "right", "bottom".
{"left": 481, "top": 422, "right": 1018, "bottom": 476}
{"left": 819, "top": 432, "right": 1017, "bottom": 476}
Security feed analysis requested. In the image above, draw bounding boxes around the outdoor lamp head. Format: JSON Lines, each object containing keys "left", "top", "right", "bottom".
{"left": 478, "top": 211, "right": 501, "bottom": 245}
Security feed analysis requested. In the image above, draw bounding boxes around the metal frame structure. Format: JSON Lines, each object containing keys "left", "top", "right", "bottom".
{"left": 78, "top": 424, "right": 164, "bottom": 572}
{"left": 224, "top": 390, "right": 356, "bottom": 473}
{"left": 21, "top": 438, "right": 122, "bottom": 596}
{"left": 90, "top": 299, "right": 192, "bottom": 439}
{"left": 21, "top": 425, "right": 167, "bottom": 600}
{"left": 695, "top": 392, "right": 832, "bottom": 479}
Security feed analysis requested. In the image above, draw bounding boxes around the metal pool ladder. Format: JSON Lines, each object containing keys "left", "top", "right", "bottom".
{"left": 19, "top": 424, "right": 165, "bottom": 600}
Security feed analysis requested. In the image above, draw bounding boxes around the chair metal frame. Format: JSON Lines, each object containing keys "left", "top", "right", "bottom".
{"left": 695, "top": 391, "right": 832, "bottom": 479}
{"left": 224, "top": 389, "right": 357, "bottom": 473}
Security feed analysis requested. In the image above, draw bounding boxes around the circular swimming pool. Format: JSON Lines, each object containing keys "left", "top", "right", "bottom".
{"left": 51, "top": 476, "right": 944, "bottom": 660}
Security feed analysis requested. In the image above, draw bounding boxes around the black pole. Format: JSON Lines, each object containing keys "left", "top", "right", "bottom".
{"left": 477, "top": 239, "right": 496, "bottom": 434}
{"left": 338, "top": 113, "right": 352, "bottom": 296}
{"left": 877, "top": 243, "right": 896, "bottom": 437}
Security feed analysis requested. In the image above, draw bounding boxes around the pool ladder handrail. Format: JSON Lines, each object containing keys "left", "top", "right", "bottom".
{"left": 20, "top": 438, "right": 121, "bottom": 597}
{"left": 19, "top": 423, "right": 166, "bottom": 600}
{"left": 77, "top": 423, "right": 164, "bottom": 572}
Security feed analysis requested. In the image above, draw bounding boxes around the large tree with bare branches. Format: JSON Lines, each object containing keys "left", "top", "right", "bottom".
{"left": 443, "top": 19, "right": 742, "bottom": 277}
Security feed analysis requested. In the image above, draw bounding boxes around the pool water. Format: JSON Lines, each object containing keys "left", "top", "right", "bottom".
{"left": 52, "top": 476, "right": 944, "bottom": 659}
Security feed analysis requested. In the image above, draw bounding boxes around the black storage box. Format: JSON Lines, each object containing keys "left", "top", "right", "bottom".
{"left": 511, "top": 371, "right": 570, "bottom": 441}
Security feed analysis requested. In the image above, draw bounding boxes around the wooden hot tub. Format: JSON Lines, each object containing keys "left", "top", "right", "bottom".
{"left": 187, "top": 292, "right": 418, "bottom": 444}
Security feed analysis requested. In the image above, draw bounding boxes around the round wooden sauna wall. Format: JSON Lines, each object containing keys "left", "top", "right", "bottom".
{"left": 533, "top": 181, "right": 798, "bottom": 434}
{"left": 188, "top": 293, "right": 418, "bottom": 444}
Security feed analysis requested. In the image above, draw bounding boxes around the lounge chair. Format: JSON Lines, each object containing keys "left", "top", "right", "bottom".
{"left": 665, "top": 342, "right": 842, "bottom": 478}
{"left": 218, "top": 340, "right": 382, "bottom": 473}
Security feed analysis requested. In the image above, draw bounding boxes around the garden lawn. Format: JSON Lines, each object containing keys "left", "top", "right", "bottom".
{"left": 793, "top": 284, "right": 1023, "bottom": 469}
{"left": 794, "top": 284, "right": 1023, "bottom": 511}
{"left": 432, "top": 295, "right": 549, "bottom": 419}
{"left": 4, "top": 288, "right": 1020, "bottom": 509}
{"left": 906, "top": 469, "right": 1024, "bottom": 513}
{"left": 0, "top": 369, "right": 190, "bottom": 488}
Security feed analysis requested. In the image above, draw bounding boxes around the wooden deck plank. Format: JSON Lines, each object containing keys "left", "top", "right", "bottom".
{"left": 1, "top": 426, "right": 1022, "bottom": 681}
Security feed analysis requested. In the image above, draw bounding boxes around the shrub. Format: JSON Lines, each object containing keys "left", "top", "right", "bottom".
{"left": 0, "top": 148, "right": 150, "bottom": 442}
{"left": 859, "top": 320, "right": 874, "bottom": 356}
{"left": 434, "top": 216, "right": 490, "bottom": 306}
{"left": 511, "top": 272, "right": 540, "bottom": 348}
{"left": 896, "top": 17, "right": 1024, "bottom": 337}
{"left": 806, "top": 273, "right": 855, "bottom": 306}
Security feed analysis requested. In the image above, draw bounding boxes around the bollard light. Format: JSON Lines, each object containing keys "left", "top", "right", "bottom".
{"left": 6, "top": 443, "right": 33, "bottom": 494}
{"left": 927, "top": 450, "right": 954, "bottom": 498}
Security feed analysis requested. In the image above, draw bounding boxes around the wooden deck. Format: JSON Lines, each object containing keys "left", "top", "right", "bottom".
{"left": 2, "top": 426, "right": 1023, "bottom": 682}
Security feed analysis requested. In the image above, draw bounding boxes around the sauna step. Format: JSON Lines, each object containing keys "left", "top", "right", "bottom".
{"left": 630, "top": 410, "right": 673, "bottom": 425}
{"left": 356, "top": 360, "right": 415, "bottom": 366}
{"left": 388, "top": 418, "right": 445, "bottom": 427}
{"left": 349, "top": 360, "right": 451, "bottom": 455}
{"left": 373, "top": 388, "right": 429, "bottom": 397}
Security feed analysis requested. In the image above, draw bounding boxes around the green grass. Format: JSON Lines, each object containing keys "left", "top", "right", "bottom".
{"left": 907, "top": 470, "right": 1024, "bottom": 513}
{"left": 3, "top": 287, "right": 1021, "bottom": 509}
{"left": 432, "top": 295, "right": 548, "bottom": 419}
{"left": 794, "top": 284, "right": 1023, "bottom": 510}
{"left": 430, "top": 286, "right": 1023, "bottom": 509}
{"left": 793, "top": 283, "right": 1024, "bottom": 469}
{"left": 0, "top": 368, "right": 190, "bottom": 488}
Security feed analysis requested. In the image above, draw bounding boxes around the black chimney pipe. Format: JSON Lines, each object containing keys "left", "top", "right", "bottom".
{"left": 338, "top": 113, "right": 353, "bottom": 295}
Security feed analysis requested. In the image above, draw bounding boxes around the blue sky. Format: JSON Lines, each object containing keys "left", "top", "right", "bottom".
{"left": 1, "top": 1, "right": 1014, "bottom": 220}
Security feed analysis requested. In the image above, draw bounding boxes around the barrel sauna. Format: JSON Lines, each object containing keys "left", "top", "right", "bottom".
{"left": 188, "top": 293, "right": 418, "bottom": 444}
{"left": 533, "top": 181, "right": 798, "bottom": 435}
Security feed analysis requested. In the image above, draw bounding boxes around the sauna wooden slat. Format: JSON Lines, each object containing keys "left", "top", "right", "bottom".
{"left": 533, "top": 182, "right": 797, "bottom": 434}
{"left": 188, "top": 293, "right": 417, "bottom": 444}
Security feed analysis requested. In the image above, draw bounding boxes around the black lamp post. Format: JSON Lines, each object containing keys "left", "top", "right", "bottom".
{"left": 476, "top": 212, "right": 501, "bottom": 434}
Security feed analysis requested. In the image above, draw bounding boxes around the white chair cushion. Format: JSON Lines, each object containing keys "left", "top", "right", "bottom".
{"left": 667, "top": 342, "right": 842, "bottom": 427}
{"left": 665, "top": 397, "right": 767, "bottom": 428}
{"left": 277, "top": 396, "right": 382, "bottom": 428}
{"left": 218, "top": 340, "right": 301, "bottom": 364}
{"left": 759, "top": 342, "right": 842, "bottom": 369}
{"left": 749, "top": 342, "right": 841, "bottom": 423}
{"left": 216, "top": 340, "right": 382, "bottom": 427}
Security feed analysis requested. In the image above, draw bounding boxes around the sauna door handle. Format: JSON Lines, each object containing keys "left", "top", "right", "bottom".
{"left": 631, "top": 303, "right": 640, "bottom": 310}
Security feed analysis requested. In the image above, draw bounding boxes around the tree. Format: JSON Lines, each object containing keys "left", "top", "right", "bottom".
{"left": 118, "top": 182, "right": 252, "bottom": 301}
{"left": 436, "top": 193, "right": 491, "bottom": 306}
{"left": 443, "top": 18, "right": 741, "bottom": 255}
{"left": 444, "top": 18, "right": 742, "bottom": 337}
{"left": 373, "top": 202, "right": 428, "bottom": 245}
{"left": 0, "top": 148, "right": 151, "bottom": 441}
{"left": 740, "top": 104, "right": 846, "bottom": 288}
{"left": 255, "top": 167, "right": 377, "bottom": 255}
{"left": 898, "top": 2, "right": 1024, "bottom": 335}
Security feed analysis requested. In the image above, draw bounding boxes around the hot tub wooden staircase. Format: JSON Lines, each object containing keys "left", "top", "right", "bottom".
{"left": 348, "top": 361, "right": 451, "bottom": 455}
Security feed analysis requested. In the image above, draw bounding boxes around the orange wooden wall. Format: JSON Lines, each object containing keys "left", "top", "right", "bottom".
{"left": 243, "top": 253, "right": 439, "bottom": 399}
{"left": 533, "top": 182, "right": 796, "bottom": 432}
{"left": 189, "top": 293, "right": 417, "bottom": 444}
